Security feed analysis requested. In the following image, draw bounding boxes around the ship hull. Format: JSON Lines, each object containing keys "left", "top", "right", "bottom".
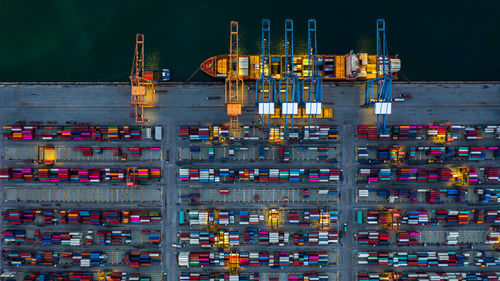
{"left": 200, "top": 54, "right": 400, "bottom": 81}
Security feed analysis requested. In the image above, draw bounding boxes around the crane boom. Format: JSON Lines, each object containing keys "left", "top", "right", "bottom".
{"left": 278, "top": 19, "right": 299, "bottom": 133}
{"left": 225, "top": 21, "right": 244, "bottom": 129}
{"left": 363, "top": 19, "right": 393, "bottom": 134}
{"left": 300, "top": 19, "right": 323, "bottom": 128}
{"left": 130, "top": 34, "right": 155, "bottom": 123}
{"left": 256, "top": 19, "right": 276, "bottom": 130}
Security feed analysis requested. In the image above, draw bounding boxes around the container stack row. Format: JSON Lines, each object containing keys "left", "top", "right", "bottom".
{"left": 2, "top": 125, "right": 145, "bottom": 140}
{"left": 179, "top": 168, "right": 341, "bottom": 183}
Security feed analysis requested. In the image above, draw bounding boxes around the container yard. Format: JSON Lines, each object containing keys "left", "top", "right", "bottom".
{"left": 0, "top": 17, "right": 499, "bottom": 281}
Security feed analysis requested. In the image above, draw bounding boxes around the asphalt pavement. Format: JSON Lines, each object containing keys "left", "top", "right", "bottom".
{"left": 0, "top": 81, "right": 499, "bottom": 281}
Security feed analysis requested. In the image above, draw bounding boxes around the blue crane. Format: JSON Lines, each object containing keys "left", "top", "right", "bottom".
{"left": 256, "top": 19, "right": 277, "bottom": 131}
{"left": 363, "top": 19, "right": 393, "bottom": 134}
{"left": 300, "top": 19, "right": 323, "bottom": 128}
{"left": 278, "top": 19, "right": 299, "bottom": 134}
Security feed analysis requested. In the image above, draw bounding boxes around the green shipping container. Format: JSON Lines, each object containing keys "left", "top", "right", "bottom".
{"left": 179, "top": 211, "right": 185, "bottom": 225}
{"left": 356, "top": 210, "right": 363, "bottom": 224}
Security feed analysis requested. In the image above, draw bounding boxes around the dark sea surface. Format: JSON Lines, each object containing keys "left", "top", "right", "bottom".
{"left": 1, "top": 0, "right": 498, "bottom": 82}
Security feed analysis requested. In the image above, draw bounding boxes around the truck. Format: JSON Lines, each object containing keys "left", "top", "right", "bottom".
{"left": 145, "top": 127, "right": 152, "bottom": 139}
{"left": 154, "top": 126, "right": 162, "bottom": 141}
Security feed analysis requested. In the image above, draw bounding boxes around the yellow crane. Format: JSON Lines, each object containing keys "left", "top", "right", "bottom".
{"left": 215, "top": 230, "right": 230, "bottom": 248}
{"left": 319, "top": 210, "right": 330, "bottom": 230}
{"left": 130, "top": 34, "right": 156, "bottom": 123}
{"left": 38, "top": 146, "right": 56, "bottom": 165}
{"left": 98, "top": 271, "right": 112, "bottom": 281}
{"left": 225, "top": 21, "right": 244, "bottom": 129}
{"left": 389, "top": 145, "right": 405, "bottom": 165}
{"left": 451, "top": 166, "right": 470, "bottom": 187}
{"left": 381, "top": 208, "right": 401, "bottom": 231}
{"left": 268, "top": 209, "right": 279, "bottom": 229}
{"left": 228, "top": 251, "right": 240, "bottom": 274}
{"left": 207, "top": 209, "right": 219, "bottom": 232}
{"left": 384, "top": 272, "right": 400, "bottom": 281}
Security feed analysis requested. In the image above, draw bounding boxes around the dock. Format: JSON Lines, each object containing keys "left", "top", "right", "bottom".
{"left": 0, "top": 81, "right": 499, "bottom": 281}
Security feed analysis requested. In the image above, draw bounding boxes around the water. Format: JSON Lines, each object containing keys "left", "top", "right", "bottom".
{"left": 1, "top": 0, "right": 498, "bottom": 82}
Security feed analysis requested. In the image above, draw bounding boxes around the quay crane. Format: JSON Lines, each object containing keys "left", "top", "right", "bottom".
{"left": 225, "top": 21, "right": 244, "bottom": 129}
{"left": 256, "top": 19, "right": 277, "bottom": 131}
{"left": 130, "top": 34, "right": 156, "bottom": 123}
{"left": 300, "top": 19, "right": 323, "bottom": 129}
{"left": 363, "top": 19, "right": 399, "bottom": 134}
{"left": 278, "top": 19, "right": 300, "bottom": 134}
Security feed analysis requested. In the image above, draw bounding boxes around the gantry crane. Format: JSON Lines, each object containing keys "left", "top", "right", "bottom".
{"left": 383, "top": 272, "right": 399, "bottom": 281}
{"left": 268, "top": 209, "right": 279, "bottom": 229}
{"left": 130, "top": 34, "right": 156, "bottom": 123}
{"left": 256, "top": 19, "right": 277, "bottom": 131}
{"left": 207, "top": 209, "right": 219, "bottom": 231}
{"left": 98, "top": 271, "right": 112, "bottom": 281}
{"left": 225, "top": 21, "right": 244, "bottom": 129}
{"left": 126, "top": 167, "right": 139, "bottom": 187}
{"left": 381, "top": 208, "right": 401, "bottom": 231}
{"left": 216, "top": 230, "right": 230, "bottom": 248}
{"left": 451, "top": 166, "right": 470, "bottom": 187}
{"left": 278, "top": 19, "right": 299, "bottom": 134}
{"left": 363, "top": 19, "right": 393, "bottom": 134}
{"left": 228, "top": 251, "right": 240, "bottom": 274}
{"left": 38, "top": 145, "right": 56, "bottom": 165}
{"left": 300, "top": 19, "right": 323, "bottom": 128}
{"left": 319, "top": 210, "right": 330, "bottom": 230}
{"left": 490, "top": 226, "right": 500, "bottom": 249}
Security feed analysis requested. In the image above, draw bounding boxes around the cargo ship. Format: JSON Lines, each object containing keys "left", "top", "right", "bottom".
{"left": 200, "top": 53, "right": 401, "bottom": 81}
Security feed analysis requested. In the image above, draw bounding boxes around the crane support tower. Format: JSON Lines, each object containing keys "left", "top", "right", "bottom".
{"left": 256, "top": 19, "right": 276, "bottom": 131}
{"left": 278, "top": 19, "right": 300, "bottom": 133}
{"left": 300, "top": 19, "right": 323, "bottom": 128}
{"left": 362, "top": 19, "right": 396, "bottom": 134}
{"left": 130, "top": 34, "right": 156, "bottom": 123}
{"left": 225, "top": 21, "right": 244, "bottom": 129}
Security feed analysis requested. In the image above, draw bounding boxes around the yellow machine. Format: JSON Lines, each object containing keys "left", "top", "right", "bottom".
{"left": 451, "top": 166, "right": 470, "bottom": 187}
{"left": 225, "top": 22, "right": 244, "bottom": 129}
{"left": 268, "top": 209, "right": 279, "bottom": 229}
{"left": 130, "top": 34, "right": 156, "bottom": 123}
{"left": 389, "top": 145, "right": 405, "bottom": 165}
{"left": 319, "top": 210, "right": 330, "bottom": 230}
{"left": 208, "top": 209, "right": 219, "bottom": 231}
{"left": 38, "top": 146, "right": 56, "bottom": 165}
{"left": 211, "top": 126, "right": 227, "bottom": 143}
{"left": 98, "top": 271, "right": 112, "bottom": 281}
{"left": 429, "top": 125, "right": 450, "bottom": 144}
{"left": 381, "top": 209, "right": 401, "bottom": 231}
{"left": 384, "top": 272, "right": 399, "bottom": 281}
{"left": 489, "top": 227, "right": 500, "bottom": 249}
{"left": 228, "top": 251, "right": 240, "bottom": 274}
{"left": 215, "top": 230, "right": 230, "bottom": 248}
{"left": 432, "top": 134, "right": 446, "bottom": 144}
